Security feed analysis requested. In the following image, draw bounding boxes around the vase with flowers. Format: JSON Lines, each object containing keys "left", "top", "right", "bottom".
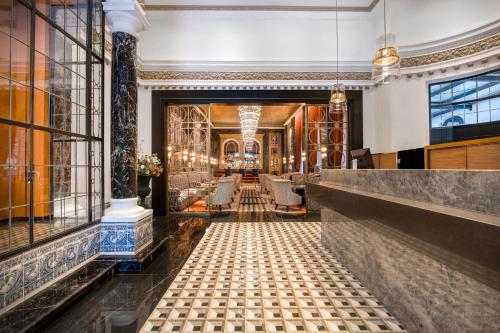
{"left": 137, "top": 153, "right": 164, "bottom": 205}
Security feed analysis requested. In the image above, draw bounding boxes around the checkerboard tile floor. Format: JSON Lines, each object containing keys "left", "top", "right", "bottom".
{"left": 141, "top": 222, "right": 407, "bottom": 333}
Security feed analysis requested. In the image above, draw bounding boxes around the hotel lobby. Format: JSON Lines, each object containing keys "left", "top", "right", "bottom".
{"left": 0, "top": 0, "right": 499, "bottom": 332}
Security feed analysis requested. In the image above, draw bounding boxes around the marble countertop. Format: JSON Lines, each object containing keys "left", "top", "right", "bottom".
{"left": 311, "top": 180, "right": 500, "bottom": 227}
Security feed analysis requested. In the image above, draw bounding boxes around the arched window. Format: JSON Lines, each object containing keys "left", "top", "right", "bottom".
{"left": 244, "top": 141, "right": 260, "bottom": 155}
{"left": 224, "top": 140, "right": 239, "bottom": 156}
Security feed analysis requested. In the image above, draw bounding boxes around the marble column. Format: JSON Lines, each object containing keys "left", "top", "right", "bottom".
{"left": 101, "top": 0, "right": 152, "bottom": 257}
{"left": 111, "top": 31, "right": 138, "bottom": 199}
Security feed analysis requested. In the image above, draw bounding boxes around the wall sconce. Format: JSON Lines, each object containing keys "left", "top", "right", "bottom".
{"left": 182, "top": 149, "right": 188, "bottom": 162}
{"left": 167, "top": 145, "right": 173, "bottom": 159}
{"left": 301, "top": 152, "right": 306, "bottom": 162}
{"left": 321, "top": 146, "right": 327, "bottom": 159}
{"left": 283, "top": 157, "right": 286, "bottom": 164}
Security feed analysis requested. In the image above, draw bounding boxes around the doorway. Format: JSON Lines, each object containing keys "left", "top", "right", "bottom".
{"left": 152, "top": 90, "right": 363, "bottom": 216}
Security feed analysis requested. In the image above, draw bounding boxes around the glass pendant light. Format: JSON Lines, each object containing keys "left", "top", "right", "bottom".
{"left": 330, "top": 0, "right": 347, "bottom": 108}
{"left": 372, "top": 0, "right": 400, "bottom": 83}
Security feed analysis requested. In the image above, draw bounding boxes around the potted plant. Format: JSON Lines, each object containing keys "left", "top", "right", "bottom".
{"left": 137, "top": 153, "right": 164, "bottom": 205}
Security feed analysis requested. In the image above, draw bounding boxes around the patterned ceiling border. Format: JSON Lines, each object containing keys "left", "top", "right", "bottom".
{"left": 400, "top": 34, "right": 500, "bottom": 68}
{"left": 136, "top": 71, "right": 372, "bottom": 81}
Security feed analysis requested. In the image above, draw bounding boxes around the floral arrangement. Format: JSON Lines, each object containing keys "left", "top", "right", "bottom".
{"left": 138, "top": 153, "right": 164, "bottom": 177}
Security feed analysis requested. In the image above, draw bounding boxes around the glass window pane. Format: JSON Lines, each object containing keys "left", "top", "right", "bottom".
{"left": 491, "top": 109, "right": 500, "bottom": 122}
{"left": 478, "top": 111, "right": 490, "bottom": 123}
{"left": 12, "top": 0, "right": 30, "bottom": 44}
{"left": 477, "top": 99, "right": 490, "bottom": 112}
{"left": 11, "top": 37, "right": 30, "bottom": 85}
{"left": 463, "top": 77, "right": 477, "bottom": 101}
{"left": 0, "top": 1, "right": 11, "bottom": 35}
{"left": 11, "top": 81, "right": 30, "bottom": 123}
{"left": 0, "top": 31, "right": 10, "bottom": 79}
{"left": 490, "top": 96, "right": 500, "bottom": 110}
{"left": 0, "top": 76, "right": 10, "bottom": 120}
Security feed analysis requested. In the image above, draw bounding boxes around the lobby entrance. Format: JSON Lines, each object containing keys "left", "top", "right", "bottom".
{"left": 161, "top": 98, "right": 355, "bottom": 216}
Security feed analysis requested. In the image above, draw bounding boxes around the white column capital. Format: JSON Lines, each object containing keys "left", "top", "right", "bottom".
{"left": 103, "top": 0, "right": 150, "bottom": 38}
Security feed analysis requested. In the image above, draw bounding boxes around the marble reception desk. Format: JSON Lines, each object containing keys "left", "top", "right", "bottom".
{"left": 307, "top": 170, "right": 500, "bottom": 333}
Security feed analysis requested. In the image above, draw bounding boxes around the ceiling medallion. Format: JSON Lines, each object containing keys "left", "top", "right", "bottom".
{"left": 372, "top": 0, "right": 400, "bottom": 84}
{"left": 330, "top": 0, "right": 347, "bottom": 110}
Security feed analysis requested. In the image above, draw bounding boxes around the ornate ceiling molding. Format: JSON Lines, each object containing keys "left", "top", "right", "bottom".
{"left": 401, "top": 34, "right": 500, "bottom": 68}
{"left": 132, "top": 35, "right": 499, "bottom": 81}
{"left": 136, "top": 71, "right": 372, "bottom": 81}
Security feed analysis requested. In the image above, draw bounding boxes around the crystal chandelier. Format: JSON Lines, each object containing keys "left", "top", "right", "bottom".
{"left": 372, "top": 0, "right": 400, "bottom": 83}
{"left": 330, "top": 0, "right": 347, "bottom": 110}
{"left": 238, "top": 105, "right": 261, "bottom": 147}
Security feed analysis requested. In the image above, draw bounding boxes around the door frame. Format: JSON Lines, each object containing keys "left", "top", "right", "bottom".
{"left": 152, "top": 90, "right": 363, "bottom": 215}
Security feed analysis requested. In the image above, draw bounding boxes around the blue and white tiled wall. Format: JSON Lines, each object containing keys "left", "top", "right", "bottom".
{"left": 0, "top": 215, "right": 153, "bottom": 313}
{"left": 100, "top": 215, "right": 153, "bottom": 255}
{"left": 0, "top": 225, "right": 100, "bottom": 311}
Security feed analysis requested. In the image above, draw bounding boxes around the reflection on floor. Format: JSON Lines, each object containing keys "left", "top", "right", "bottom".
{"left": 141, "top": 222, "right": 407, "bottom": 333}
{"left": 238, "top": 187, "right": 266, "bottom": 212}
{"left": 42, "top": 216, "right": 209, "bottom": 333}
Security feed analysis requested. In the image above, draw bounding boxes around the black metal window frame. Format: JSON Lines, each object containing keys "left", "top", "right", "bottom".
{"left": 428, "top": 67, "right": 500, "bottom": 144}
{"left": 0, "top": 0, "right": 105, "bottom": 260}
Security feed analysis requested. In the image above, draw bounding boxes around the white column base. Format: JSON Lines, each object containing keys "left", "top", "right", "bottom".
{"left": 100, "top": 197, "right": 153, "bottom": 256}
{"left": 102, "top": 197, "right": 146, "bottom": 222}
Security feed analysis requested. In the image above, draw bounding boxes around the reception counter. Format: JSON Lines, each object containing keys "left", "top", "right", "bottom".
{"left": 307, "top": 170, "right": 500, "bottom": 333}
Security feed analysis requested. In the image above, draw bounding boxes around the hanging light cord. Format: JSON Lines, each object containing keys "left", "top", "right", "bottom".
{"left": 383, "top": 0, "right": 387, "bottom": 48}
{"left": 336, "top": 0, "right": 339, "bottom": 86}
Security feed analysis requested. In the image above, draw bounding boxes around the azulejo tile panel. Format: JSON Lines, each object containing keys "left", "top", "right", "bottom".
{"left": 100, "top": 215, "right": 153, "bottom": 255}
{"left": 141, "top": 222, "right": 407, "bottom": 333}
{"left": 0, "top": 225, "right": 100, "bottom": 312}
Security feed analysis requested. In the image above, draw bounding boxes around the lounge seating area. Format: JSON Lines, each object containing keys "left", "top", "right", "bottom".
{"left": 168, "top": 172, "right": 245, "bottom": 212}
{"left": 166, "top": 171, "right": 311, "bottom": 214}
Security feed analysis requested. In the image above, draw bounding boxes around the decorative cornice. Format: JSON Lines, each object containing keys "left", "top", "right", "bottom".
{"left": 399, "top": 20, "right": 500, "bottom": 57}
{"left": 133, "top": 35, "right": 499, "bottom": 80}
{"left": 144, "top": 0, "right": 379, "bottom": 13}
{"left": 401, "top": 34, "right": 500, "bottom": 68}
{"left": 137, "top": 71, "right": 372, "bottom": 81}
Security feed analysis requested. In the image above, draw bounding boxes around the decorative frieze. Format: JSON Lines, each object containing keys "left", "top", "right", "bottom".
{"left": 400, "top": 34, "right": 500, "bottom": 68}
{"left": 137, "top": 70, "right": 372, "bottom": 81}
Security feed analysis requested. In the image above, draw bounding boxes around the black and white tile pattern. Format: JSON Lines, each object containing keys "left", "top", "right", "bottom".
{"left": 141, "top": 222, "right": 407, "bottom": 332}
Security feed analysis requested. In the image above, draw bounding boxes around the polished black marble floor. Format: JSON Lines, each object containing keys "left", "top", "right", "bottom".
{"left": 40, "top": 212, "right": 319, "bottom": 333}
{"left": 40, "top": 216, "right": 207, "bottom": 333}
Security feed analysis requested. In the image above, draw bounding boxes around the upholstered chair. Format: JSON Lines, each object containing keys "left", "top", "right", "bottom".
{"left": 232, "top": 174, "right": 242, "bottom": 193}
{"left": 207, "top": 179, "right": 235, "bottom": 212}
{"left": 291, "top": 173, "right": 306, "bottom": 185}
{"left": 265, "top": 175, "right": 281, "bottom": 203}
{"left": 271, "top": 179, "right": 302, "bottom": 211}
{"left": 259, "top": 174, "right": 267, "bottom": 192}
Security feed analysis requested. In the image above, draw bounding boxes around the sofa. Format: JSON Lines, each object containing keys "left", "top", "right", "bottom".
{"left": 168, "top": 172, "right": 209, "bottom": 211}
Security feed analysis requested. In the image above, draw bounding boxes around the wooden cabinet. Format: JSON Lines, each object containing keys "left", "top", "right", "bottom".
{"left": 371, "top": 152, "right": 397, "bottom": 169}
{"left": 425, "top": 137, "right": 500, "bottom": 169}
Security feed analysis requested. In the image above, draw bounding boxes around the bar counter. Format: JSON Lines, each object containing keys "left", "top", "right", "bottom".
{"left": 307, "top": 169, "right": 500, "bottom": 333}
